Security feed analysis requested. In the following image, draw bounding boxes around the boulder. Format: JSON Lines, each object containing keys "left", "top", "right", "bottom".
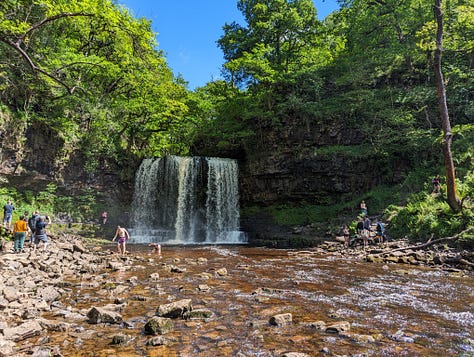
{"left": 87, "top": 307, "right": 123, "bottom": 324}
{"left": 216, "top": 268, "right": 228, "bottom": 276}
{"left": 183, "top": 309, "right": 214, "bottom": 320}
{"left": 326, "top": 321, "right": 351, "bottom": 333}
{"left": 144, "top": 316, "right": 174, "bottom": 335}
{"left": 3, "top": 320, "right": 43, "bottom": 342}
{"left": 38, "top": 286, "right": 61, "bottom": 302}
{"left": 0, "top": 337, "right": 16, "bottom": 356}
{"left": 269, "top": 313, "right": 292, "bottom": 326}
{"left": 156, "top": 299, "right": 192, "bottom": 318}
{"left": 2, "top": 287, "right": 20, "bottom": 302}
{"left": 111, "top": 333, "right": 133, "bottom": 346}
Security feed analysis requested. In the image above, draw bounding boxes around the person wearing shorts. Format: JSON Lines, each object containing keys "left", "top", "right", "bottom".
{"left": 34, "top": 216, "right": 51, "bottom": 252}
{"left": 112, "top": 225, "right": 130, "bottom": 255}
{"left": 3, "top": 201, "right": 15, "bottom": 230}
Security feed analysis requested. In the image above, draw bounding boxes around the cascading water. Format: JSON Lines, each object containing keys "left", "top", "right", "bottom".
{"left": 129, "top": 156, "right": 247, "bottom": 244}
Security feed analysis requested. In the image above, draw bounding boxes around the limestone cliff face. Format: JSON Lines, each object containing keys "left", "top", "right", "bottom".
{"left": 0, "top": 111, "right": 134, "bottom": 226}
{"left": 238, "top": 117, "right": 389, "bottom": 207}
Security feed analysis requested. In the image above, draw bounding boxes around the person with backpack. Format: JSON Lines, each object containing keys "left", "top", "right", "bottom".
{"left": 3, "top": 201, "right": 15, "bottom": 230}
{"left": 28, "top": 211, "right": 40, "bottom": 245}
{"left": 375, "top": 220, "right": 385, "bottom": 243}
{"left": 33, "top": 215, "right": 51, "bottom": 252}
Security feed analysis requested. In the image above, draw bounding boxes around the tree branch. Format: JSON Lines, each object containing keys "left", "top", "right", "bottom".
{"left": 374, "top": 227, "right": 474, "bottom": 256}
{"left": 0, "top": 11, "right": 94, "bottom": 94}
{"left": 24, "top": 12, "right": 94, "bottom": 39}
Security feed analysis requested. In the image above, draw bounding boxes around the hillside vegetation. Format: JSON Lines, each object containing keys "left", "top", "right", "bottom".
{"left": 0, "top": 0, "right": 473, "bottom": 245}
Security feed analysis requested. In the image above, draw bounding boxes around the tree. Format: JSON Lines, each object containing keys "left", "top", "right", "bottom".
{"left": 433, "top": 0, "right": 462, "bottom": 211}
{"left": 218, "top": 0, "right": 326, "bottom": 87}
{"left": 0, "top": 0, "right": 194, "bottom": 174}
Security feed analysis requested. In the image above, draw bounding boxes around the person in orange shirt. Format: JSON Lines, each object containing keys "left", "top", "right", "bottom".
{"left": 13, "top": 215, "right": 30, "bottom": 253}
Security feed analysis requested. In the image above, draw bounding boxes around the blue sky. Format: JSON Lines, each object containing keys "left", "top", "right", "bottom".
{"left": 118, "top": 1, "right": 340, "bottom": 90}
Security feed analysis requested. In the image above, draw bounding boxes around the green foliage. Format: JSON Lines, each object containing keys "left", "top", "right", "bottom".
{"left": 386, "top": 170, "right": 474, "bottom": 242}
{"left": 0, "top": 0, "right": 473, "bottom": 246}
{"left": 0, "top": 184, "right": 103, "bottom": 224}
{"left": 386, "top": 194, "right": 468, "bottom": 242}
{"left": 0, "top": 0, "right": 196, "bottom": 176}
{"left": 218, "top": 0, "right": 328, "bottom": 86}
{"left": 243, "top": 183, "right": 399, "bottom": 227}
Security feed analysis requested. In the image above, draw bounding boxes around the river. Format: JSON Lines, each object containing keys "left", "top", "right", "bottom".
{"left": 41, "top": 245, "right": 473, "bottom": 356}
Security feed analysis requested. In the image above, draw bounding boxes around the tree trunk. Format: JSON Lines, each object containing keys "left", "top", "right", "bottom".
{"left": 433, "top": 0, "right": 462, "bottom": 211}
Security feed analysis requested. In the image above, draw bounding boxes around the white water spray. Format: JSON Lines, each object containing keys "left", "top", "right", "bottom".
{"left": 129, "top": 156, "right": 247, "bottom": 244}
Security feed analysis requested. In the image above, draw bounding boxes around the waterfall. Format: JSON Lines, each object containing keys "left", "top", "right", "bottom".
{"left": 129, "top": 156, "right": 247, "bottom": 244}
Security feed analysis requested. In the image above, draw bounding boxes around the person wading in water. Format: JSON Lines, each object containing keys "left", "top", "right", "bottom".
{"left": 112, "top": 225, "right": 130, "bottom": 255}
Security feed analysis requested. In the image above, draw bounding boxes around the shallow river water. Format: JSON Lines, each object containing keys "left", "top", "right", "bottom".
{"left": 39, "top": 245, "right": 473, "bottom": 356}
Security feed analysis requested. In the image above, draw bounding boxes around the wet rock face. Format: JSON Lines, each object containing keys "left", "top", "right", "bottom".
{"left": 237, "top": 119, "right": 379, "bottom": 207}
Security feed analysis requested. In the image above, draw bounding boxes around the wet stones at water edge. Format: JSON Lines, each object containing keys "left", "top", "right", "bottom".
{"left": 269, "top": 313, "right": 292, "bottom": 326}
{"left": 156, "top": 298, "right": 192, "bottom": 318}
{"left": 144, "top": 316, "right": 174, "bottom": 335}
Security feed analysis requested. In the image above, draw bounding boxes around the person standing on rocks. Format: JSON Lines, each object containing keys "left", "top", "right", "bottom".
{"left": 342, "top": 225, "right": 350, "bottom": 248}
{"left": 28, "top": 211, "right": 40, "bottom": 245}
{"left": 3, "top": 200, "right": 15, "bottom": 230}
{"left": 34, "top": 215, "right": 51, "bottom": 252}
{"left": 360, "top": 200, "right": 367, "bottom": 217}
{"left": 363, "top": 216, "right": 371, "bottom": 247}
{"left": 12, "top": 215, "right": 30, "bottom": 253}
{"left": 112, "top": 225, "right": 130, "bottom": 255}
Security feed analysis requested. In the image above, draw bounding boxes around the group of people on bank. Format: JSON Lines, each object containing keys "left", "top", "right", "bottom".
{"left": 3, "top": 201, "right": 52, "bottom": 253}
{"left": 3, "top": 200, "right": 132, "bottom": 256}
{"left": 341, "top": 200, "right": 386, "bottom": 248}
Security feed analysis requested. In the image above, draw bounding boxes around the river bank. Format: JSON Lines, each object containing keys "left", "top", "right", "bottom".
{"left": 0, "top": 234, "right": 473, "bottom": 356}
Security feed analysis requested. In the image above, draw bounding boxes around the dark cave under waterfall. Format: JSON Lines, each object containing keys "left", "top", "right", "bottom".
{"left": 129, "top": 156, "right": 247, "bottom": 244}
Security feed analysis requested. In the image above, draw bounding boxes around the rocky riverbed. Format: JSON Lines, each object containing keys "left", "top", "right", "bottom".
{"left": 0, "top": 235, "right": 473, "bottom": 356}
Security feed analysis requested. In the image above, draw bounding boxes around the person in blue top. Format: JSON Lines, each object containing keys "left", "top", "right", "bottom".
{"left": 375, "top": 220, "right": 385, "bottom": 243}
{"left": 3, "top": 201, "right": 15, "bottom": 230}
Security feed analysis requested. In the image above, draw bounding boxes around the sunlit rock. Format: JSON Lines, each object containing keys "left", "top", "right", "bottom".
{"left": 325, "top": 321, "right": 350, "bottom": 333}
{"left": 309, "top": 321, "right": 326, "bottom": 330}
{"left": 111, "top": 333, "right": 133, "bottom": 346}
{"left": 216, "top": 267, "right": 228, "bottom": 276}
{"left": 86, "top": 306, "right": 122, "bottom": 324}
{"left": 156, "top": 298, "right": 192, "bottom": 318}
{"left": 269, "top": 313, "right": 292, "bottom": 326}
{"left": 144, "top": 316, "right": 174, "bottom": 335}
{"left": 3, "top": 320, "right": 43, "bottom": 342}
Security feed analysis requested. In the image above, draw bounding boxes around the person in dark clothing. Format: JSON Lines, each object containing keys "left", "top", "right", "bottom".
{"left": 362, "top": 217, "right": 371, "bottom": 247}
{"left": 28, "top": 211, "right": 40, "bottom": 244}
{"left": 3, "top": 201, "right": 15, "bottom": 230}
{"left": 432, "top": 175, "right": 440, "bottom": 193}
{"left": 34, "top": 215, "right": 51, "bottom": 252}
{"left": 375, "top": 220, "right": 385, "bottom": 243}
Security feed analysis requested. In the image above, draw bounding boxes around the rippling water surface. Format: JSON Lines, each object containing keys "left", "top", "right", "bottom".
{"left": 41, "top": 246, "right": 473, "bottom": 356}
